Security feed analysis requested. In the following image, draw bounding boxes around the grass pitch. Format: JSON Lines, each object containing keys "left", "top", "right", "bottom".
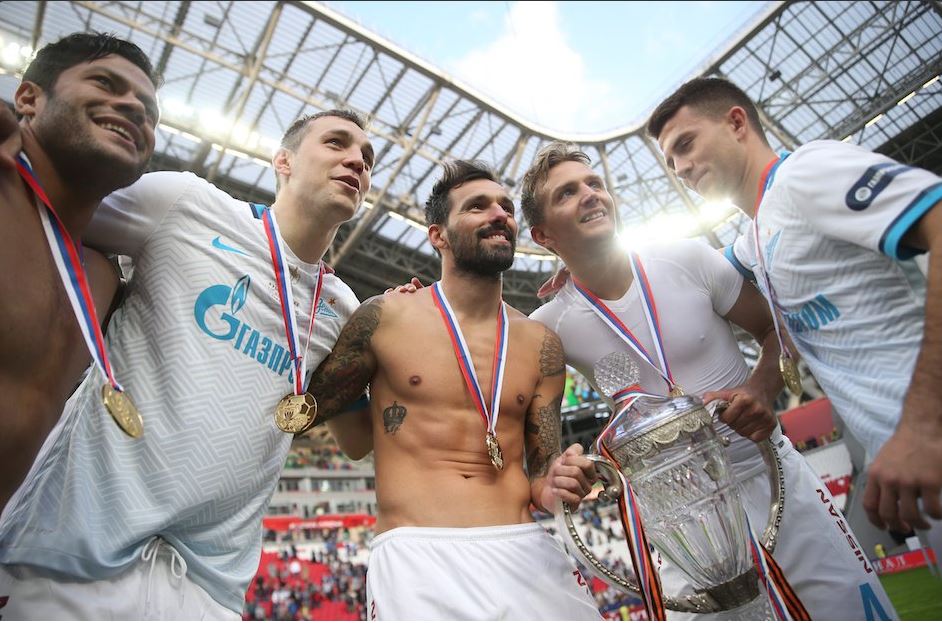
{"left": 880, "top": 566, "right": 942, "bottom": 620}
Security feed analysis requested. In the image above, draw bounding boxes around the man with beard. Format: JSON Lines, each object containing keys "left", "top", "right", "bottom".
{"left": 0, "top": 32, "right": 159, "bottom": 512}
{"left": 303, "top": 160, "right": 602, "bottom": 620}
{"left": 0, "top": 110, "right": 373, "bottom": 619}
{"left": 521, "top": 143, "right": 897, "bottom": 620}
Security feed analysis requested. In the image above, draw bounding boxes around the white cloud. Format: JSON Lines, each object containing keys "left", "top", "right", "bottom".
{"left": 450, "top": 1, "right": 617, "bottom": 133}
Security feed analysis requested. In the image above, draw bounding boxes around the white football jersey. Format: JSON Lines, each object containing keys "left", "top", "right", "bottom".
{"left": 531, "top": 240, "right": 776, "bottom": 480}
{"left": 0, "top": 172, "right": 359, "bottom": 612}
{"left": 727, "top": 140, "right": 940, "bottom": 460}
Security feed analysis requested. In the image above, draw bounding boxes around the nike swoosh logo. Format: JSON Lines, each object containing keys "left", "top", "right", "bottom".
{"left": 212, "top": 236, "right": 249, "bottom": 256}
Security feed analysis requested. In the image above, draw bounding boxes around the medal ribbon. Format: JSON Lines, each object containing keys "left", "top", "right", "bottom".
{"left": 751, "top": 154, "right": 796, "bottom": 362}
{"left": 430, "top": 282, "right": 508, "bottom": 438}
{"left": 259, "top": 205, "right": 324, "bottom": 395}
{"left": 746, "top": 515, "right": 810, "bottom": 620}
{"left": 597, "top": 428, "right": 666, "bottom": 620}
{"left": 15, "top": 154, "right": 123, "bottom": 392}
{"left": 591, "top": 398, "right": 666, "bottom": 620}
{"left": 573, "top": 262, "right": 678, "bottom": 395}
{"left": 627, "top": 252, "right": 677, "bottom": 392}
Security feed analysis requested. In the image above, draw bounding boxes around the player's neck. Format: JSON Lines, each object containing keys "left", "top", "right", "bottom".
{"left": 564, "top": 239, "right": 633, "bottom": 300}
{"left": 738, "top": 143, "right": 779, "bottom": 218}
{"left": 439, "top": 269, "right": 504, "bottom": 320}
{"left": 270, "top": 195, "right": 341, "bottom": 265}
{"left": 20, "top": 129, "right": 102, "bottom": 238}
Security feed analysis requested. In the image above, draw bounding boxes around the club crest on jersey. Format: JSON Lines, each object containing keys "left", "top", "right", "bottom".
{"left": 846, "top": 163, "right": 911, "bottom": 211}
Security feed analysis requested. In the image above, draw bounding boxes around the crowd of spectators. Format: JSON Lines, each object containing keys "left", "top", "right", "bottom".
{"left": 244, "top": 530, "right": 369, "bottom": 621}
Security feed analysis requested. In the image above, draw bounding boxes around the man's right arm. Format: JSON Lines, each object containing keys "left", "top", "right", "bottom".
{"left": 85, "top": 171, "right": 199, "bottom": 257}
{"left": 308, "top": 296, "right": 384, "bottom": 425}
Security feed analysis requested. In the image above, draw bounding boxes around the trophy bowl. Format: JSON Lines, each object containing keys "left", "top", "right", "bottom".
{"left": 556, "top": 353, "right": 784, "bottom": 616}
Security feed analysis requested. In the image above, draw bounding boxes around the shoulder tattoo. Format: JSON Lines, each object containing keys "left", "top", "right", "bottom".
{"left": 539, "top": 328, "right": 566, "bottom": 377}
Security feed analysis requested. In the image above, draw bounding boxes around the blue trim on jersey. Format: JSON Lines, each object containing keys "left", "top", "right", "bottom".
{"left": 249, "top": 202, "right": 267, "bottom": 219}
{"left": 879, "top": 182, "right": 942, "bottom": 259}
{"left": 723, "top": 245, "right": 756, "bottom": 282}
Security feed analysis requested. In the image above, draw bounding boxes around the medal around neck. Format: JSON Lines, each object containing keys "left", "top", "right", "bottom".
{"left": 101, "top": 384, "right": 143, "bottom": 438}
{"left": 275, "top": 392, "right": 318, "bottom": 434}
{"left": 258, "top": 205, "right": 326, "bottom": 435}
{"left": 15, "top": 154, "right": 141, "bottom": 438}
{"left": 779, "top": 355, "right": 802, "bottom": 396}
{"left": 430, "top": 282, "right": 509, "bottom": 471}
{"left": 486, "top": 432, "right": 504, "bottom": 470}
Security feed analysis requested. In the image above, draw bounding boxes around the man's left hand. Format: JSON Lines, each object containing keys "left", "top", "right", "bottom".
{"left": 702, "top": 385, "right": 777, "bottom": 442}
{"left": 862, "top": 417, "right": 942, "bottom": 533}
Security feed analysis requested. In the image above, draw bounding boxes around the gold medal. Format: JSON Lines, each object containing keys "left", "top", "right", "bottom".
{"left": 779, "top": 355, "right": 802, "bottom": 396}
{"left": 101, "top": 384, "right": 143, "bottom": 438}
{"left": 275, "top": 392, "right": 317, "bottom": 434}
{"left": 669, "top": 384, "right": 686, "bottom": 398}
{"left": 485, "top": 433, "right": 504, "bottom": 471}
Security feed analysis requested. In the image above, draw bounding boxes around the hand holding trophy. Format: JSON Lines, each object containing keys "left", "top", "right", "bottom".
{"left": 555, "top": 352, "right": 790, "bottom": 619}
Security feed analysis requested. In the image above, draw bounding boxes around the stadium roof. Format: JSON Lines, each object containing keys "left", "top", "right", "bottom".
{"left": 1, "top": 0, "right": 940, "bottom": 311}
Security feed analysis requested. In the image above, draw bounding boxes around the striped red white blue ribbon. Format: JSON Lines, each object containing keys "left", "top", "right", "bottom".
{"left": 430, "top": 281, "right": 508, "bottom": 438}
{"left": 626, "top": 252, "right": 675, "bottom": 390}
{"left": 597, "top": 420, "right": 665, "bottom": 620}
{"left": 746, "top": 514, "right": 810, "bottom": 620}
{"left": 15, "top": 153, "right": 123, "bottom": 392}
{"left": 751, "top": 154, "right": 797, "bottom": 363}
{"left": 260, "top": 206, "right": 324, "bottom": 395}
{"left": 572, "top": 266, "right": 678, "bottom": 396}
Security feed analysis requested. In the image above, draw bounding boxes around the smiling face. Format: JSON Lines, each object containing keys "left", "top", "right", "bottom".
{"left": 530, "top": 159, "right": 617, "bottom": 257}
{"left": 656, "top": 104, "right": 747, "bottom": 201}
{"left": 17, "top": 53, "right": 159, "bottom": 191}
{"left": 434, "top": 178, "right": 518, "bottom": 277}
{"left": 277, "top": 115, "right": 374, "bottom": 222}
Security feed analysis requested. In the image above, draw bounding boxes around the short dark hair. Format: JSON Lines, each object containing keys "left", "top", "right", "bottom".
{"left": 646, "top": 77, "right": 768, "bottom": 145}
{"left": 275, "top": 109, "right": 367, "bottom": 193}
{"left": 424, "top": 160, "right": 499, "bottom": 227}
{"left": 520, "top": 142, "right": 591, "bottom": 227}
{"left": 23, "top": 32, "right": 159, "bottom": 92}
{"left": 280, "top": 109, "right": 366, "bottom": 152}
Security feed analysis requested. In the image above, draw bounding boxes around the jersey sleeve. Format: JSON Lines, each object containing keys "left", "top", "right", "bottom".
{"left": 528, "top": 300, "right": 562, "bottom": 334}
{"left": 723, "top": 227, "right": 757, "bottom": 284}
{"left": 781, "top": 141, "right": 942, "bottom": 260}
{"left": 84, "top": 171, "right": 201, "bottom": 257}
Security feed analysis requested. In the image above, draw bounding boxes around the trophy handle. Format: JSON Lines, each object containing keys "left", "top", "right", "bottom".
{"left": 757, "top": 438, "right": 785, "bottom": 553}
{"left": 556, "top": 454, "right": 722, "bottom": 614}
{"left": 705, "top": 400, "right": 785, "bottom": 553}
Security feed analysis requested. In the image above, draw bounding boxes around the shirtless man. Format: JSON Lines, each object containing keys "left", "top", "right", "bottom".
{"left": 307, "top": 160, "right": 602, "bottom": 620}
{"left": 0, "top": 33, "right": 159, "bottom": 510}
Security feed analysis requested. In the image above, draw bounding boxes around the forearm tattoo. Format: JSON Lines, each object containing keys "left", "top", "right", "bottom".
{"left": 526, "top": 392, "right": 563, "bottom": 479}
{"left": 539, "top": 329, "right": 566, "bottom": 377}
{"left": 309, "top": 296, "right": 383, "bottom": 424}
{"left": 383, "top": 401, "right": 407, "bottom": 434}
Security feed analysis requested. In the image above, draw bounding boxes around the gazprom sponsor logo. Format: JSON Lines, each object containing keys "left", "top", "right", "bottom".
{"left": 194, "top": 275, "right": 295, "bottom": 381}
{"left": 783, "top": 294, "right": 840, "bottom": 334}
{"left": 846, "top": 163, "right": 911, "bottom": 211}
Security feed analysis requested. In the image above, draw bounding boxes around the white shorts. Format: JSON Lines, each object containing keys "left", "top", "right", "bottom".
{"left": 663, "top": 436, "right": 898, "bottom": 621}
{"left": 366, "top": 522, "right": 603, "bottom": 620}
{"left": 0, "top": 538, "right": 239, "bottom": 620}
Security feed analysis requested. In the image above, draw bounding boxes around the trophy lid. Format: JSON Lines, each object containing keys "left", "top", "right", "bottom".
{"left": 593, "top": 352, "right": 706, "bottom": 452}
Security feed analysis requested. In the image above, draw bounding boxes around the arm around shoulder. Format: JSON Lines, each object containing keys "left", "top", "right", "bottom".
{"left": 84, "top": 171, "right": 201, "bottom": 257}
{"left": 308, "top": 296, "right": 384, "bottom": 426}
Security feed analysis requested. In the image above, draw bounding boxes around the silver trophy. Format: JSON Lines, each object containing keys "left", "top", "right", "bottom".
{"left": 556, "top": 352, "right": 785, "bottom": 617}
